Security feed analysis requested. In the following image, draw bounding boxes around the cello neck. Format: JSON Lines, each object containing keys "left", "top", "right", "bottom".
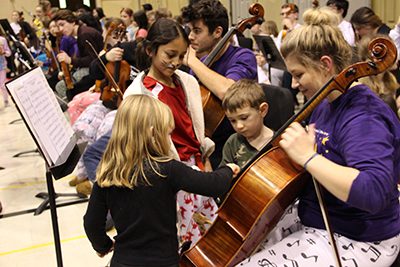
{"left": 203, "top": 27, "right": 236, "bottom": 67}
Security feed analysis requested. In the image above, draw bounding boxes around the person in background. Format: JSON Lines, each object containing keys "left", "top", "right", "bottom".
{"left": 52, "top": 9, "right": 103, "bottom": 101}
{"left": 31, "top": 4, "right": 47, "bottom": 40}
{"left": 92, "top": 7, "right": 106, "bottom": 31}
{"left": 326, "top": 0, "right": 355, "bottom": 46}
{"left": 253, "top": 20, "right": 279, "bottom": 84}
{"left": 120, "top": 8, "right": 138, "bottom": 41}
{"left": 133, "top": 10, "right": 148, "bottom": 42}
{"left": 238, "top": 7, "right": 400, "bottom": 267}
{"left": 326, "top": 0, "right": 356, "bottom": 46}
{"left": 276, "top": 3, "right": 301, "bottom": 49}
{"left": 0, "top": 34, "right": 11, "bottom": 107}
{"left": 350, "top": 7, "right": 400, "bottom": 91}
{"left": 83, "top": 94, "right": 239, "bottom": 267}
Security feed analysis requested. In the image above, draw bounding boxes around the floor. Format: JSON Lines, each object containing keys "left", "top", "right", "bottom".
{"left": 0, "top": 100, "right": 114, "bottom": 267}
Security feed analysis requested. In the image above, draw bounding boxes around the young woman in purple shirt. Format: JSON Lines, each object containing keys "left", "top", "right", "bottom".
{"left": 239, "top": 7, "right": 400, "bottom": 267}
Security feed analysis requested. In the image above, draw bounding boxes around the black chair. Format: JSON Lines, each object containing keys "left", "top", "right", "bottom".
{"left": 260, "top": 83, "right": 295, "bottom": 131}
{"left": 237, "top": 36, "right": 253, "bottom": 50}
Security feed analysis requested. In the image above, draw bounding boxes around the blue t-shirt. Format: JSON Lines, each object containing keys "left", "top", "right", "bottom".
{"left": 299, "top": 84, "right": 400, "bottom": 241}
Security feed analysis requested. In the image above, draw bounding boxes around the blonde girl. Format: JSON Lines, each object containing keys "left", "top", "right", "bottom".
{"left": 83, "top": 95, "right": 238, "bottom": 267}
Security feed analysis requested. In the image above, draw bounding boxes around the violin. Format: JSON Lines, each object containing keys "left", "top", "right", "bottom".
{"left": 86, "top": 22, "right": 129, "bottom": 109}
{"left": 43, "top": 32, "right": 58, "bottom": 75}
{"left": 93, "top": 22, "right": 121, "bottom": 92}
{"left": 180, "top": 37, "right": 397, "bottom": 266}
{"left": 100, "top": 22, "right": 130, "bottom": 108}
{"left": 201, "top": 3, "right": 264, "bottom": 137}
{"left": 54, "top": 33, "right": 74, "bottom": 90}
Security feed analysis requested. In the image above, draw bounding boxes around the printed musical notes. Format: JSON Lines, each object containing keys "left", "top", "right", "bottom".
{"left": 361, "top": 245, "right": 381, "bottom": 262}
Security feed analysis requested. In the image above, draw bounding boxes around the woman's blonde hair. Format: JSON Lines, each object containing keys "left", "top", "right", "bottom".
{"left": 96, "top": 95, "right": 175, "bottom": 188}
{"left": 281, "top": 7, "right": 352, "bottom": 73}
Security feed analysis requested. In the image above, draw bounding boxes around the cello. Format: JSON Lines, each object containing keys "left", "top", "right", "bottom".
{"left": 201, "top": 3, "right": 264, "bottom": 137}
{"left": 180, "top": 37, "right": 397, "bottom": 266}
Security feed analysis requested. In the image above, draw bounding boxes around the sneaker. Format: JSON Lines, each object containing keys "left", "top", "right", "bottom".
{"left": 76, "top": 180, "right": 92, "bottom": 196}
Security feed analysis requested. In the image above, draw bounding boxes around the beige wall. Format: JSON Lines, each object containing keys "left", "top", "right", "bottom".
{"left": 0, "top": 1, "right": 38, "bottom": 23}
{"left": 372, "top": 0, "right": 400, "bottom": 28}
{"left": 0, "top": 1, "right": 398, "bottom": 32}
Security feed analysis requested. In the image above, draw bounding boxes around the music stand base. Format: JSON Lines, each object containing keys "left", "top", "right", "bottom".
{"left": 34, "top": 192, "right": 87, "bottom": 216}
{"left": 13, "top": 149, "right": 39, "bottom": 158}
{"left": 9, "top": 118, "right": 22, "bottom": 125}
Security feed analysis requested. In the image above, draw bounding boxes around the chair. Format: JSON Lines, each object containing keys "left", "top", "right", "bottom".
{"left": 260, "top": 83, "right": 295, "bottom": 131}
{"left": 237, "top": 36, "right": 253, "bottom": 50}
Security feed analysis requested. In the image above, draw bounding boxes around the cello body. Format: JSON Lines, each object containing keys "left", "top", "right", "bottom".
{"left": 200, "top": 86, "right": 224, "bottom": 138}
{"left": 180, "top": 37, "right": 397, "bottom": 266}
{"left": 181, "top": 147, "right": 308, "bottom": 266}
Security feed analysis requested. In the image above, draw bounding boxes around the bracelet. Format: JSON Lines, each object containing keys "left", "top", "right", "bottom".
{"left": 303, "top": 152, "right": 319, "bottom": 170}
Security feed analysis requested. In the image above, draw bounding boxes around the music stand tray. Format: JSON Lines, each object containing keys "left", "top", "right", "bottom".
{"left": 253, "top": 35, "right": 287, "bottom": 71}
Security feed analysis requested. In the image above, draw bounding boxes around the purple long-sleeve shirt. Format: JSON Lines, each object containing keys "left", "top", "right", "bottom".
{"left": 299, "top": 84, "right": 400, "bottom": 241}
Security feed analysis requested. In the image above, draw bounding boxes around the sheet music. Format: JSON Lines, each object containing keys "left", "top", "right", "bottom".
{"left": 5, "top": 67, "right": 74, "bottom": 166}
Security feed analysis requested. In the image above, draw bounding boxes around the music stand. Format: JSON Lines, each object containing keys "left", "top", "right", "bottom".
{"left": 253, "top": 35, "right": 287, "bottom": 81}
{"left": 5, "top": 66, "right": 86, "bottom": 267}
{"left": 0, "top": 19, "right": 36, "bottom": 70}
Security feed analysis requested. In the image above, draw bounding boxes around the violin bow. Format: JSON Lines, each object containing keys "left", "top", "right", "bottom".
{"left": 85, "top": 40, "right": 123, "bottom": 97}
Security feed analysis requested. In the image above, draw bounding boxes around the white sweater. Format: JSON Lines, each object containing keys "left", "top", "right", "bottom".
{"left": 124, "top": 70, "right": 215, "bottom": 161}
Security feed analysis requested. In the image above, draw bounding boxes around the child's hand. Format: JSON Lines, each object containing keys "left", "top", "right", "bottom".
{"left": 226, "top": 163, "right": 240, "bottom": 178}
{"left": 106, "top": 47, "right": 124, "bottom": 62}
{"left": 96, "top": 241, "right": 114, "bottom": 258}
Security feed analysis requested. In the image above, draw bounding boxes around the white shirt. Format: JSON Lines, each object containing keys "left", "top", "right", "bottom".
{"left": 339, "top": 20, "right": 355, "bottom": 47}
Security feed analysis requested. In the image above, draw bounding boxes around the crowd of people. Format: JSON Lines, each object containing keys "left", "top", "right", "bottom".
{"left": 1, "top": 0, "right": 399, "bottom": 266}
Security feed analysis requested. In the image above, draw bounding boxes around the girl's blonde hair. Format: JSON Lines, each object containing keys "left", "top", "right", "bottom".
{"left": 96, "top": 95, "right": 175, "bottom": 188}
{"left": 281, "top": 7, "right": 352, "bottom": 73}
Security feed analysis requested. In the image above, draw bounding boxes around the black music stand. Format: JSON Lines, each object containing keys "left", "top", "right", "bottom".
{"left": 0, "top": 19, "right": 36, "bottom": 70}
{"left": 253, "top": 35, "right": 287, "bottom": 81}
{"left": 6, "top": 67, "right": 86, "bottom": 267}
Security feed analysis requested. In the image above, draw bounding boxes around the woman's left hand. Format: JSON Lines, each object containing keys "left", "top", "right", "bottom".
{"left": 279, "top": 122, "right": 316, "bottom": 166}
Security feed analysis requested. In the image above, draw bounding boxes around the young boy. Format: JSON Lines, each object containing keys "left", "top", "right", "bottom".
{"left": 219, "top": 79, "right": 274, "bottom": 168}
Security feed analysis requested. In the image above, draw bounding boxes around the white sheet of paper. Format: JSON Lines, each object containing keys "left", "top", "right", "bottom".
{"left": 6, "top": 67, "right": 74, "bottom": 166}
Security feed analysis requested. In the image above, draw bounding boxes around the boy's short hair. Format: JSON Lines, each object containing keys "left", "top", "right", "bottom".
{"left": 222, "top": 79, "right": 267, "bottom": 113}
{"left": 181, "top": 0, "right": 229, "bottom": 36}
